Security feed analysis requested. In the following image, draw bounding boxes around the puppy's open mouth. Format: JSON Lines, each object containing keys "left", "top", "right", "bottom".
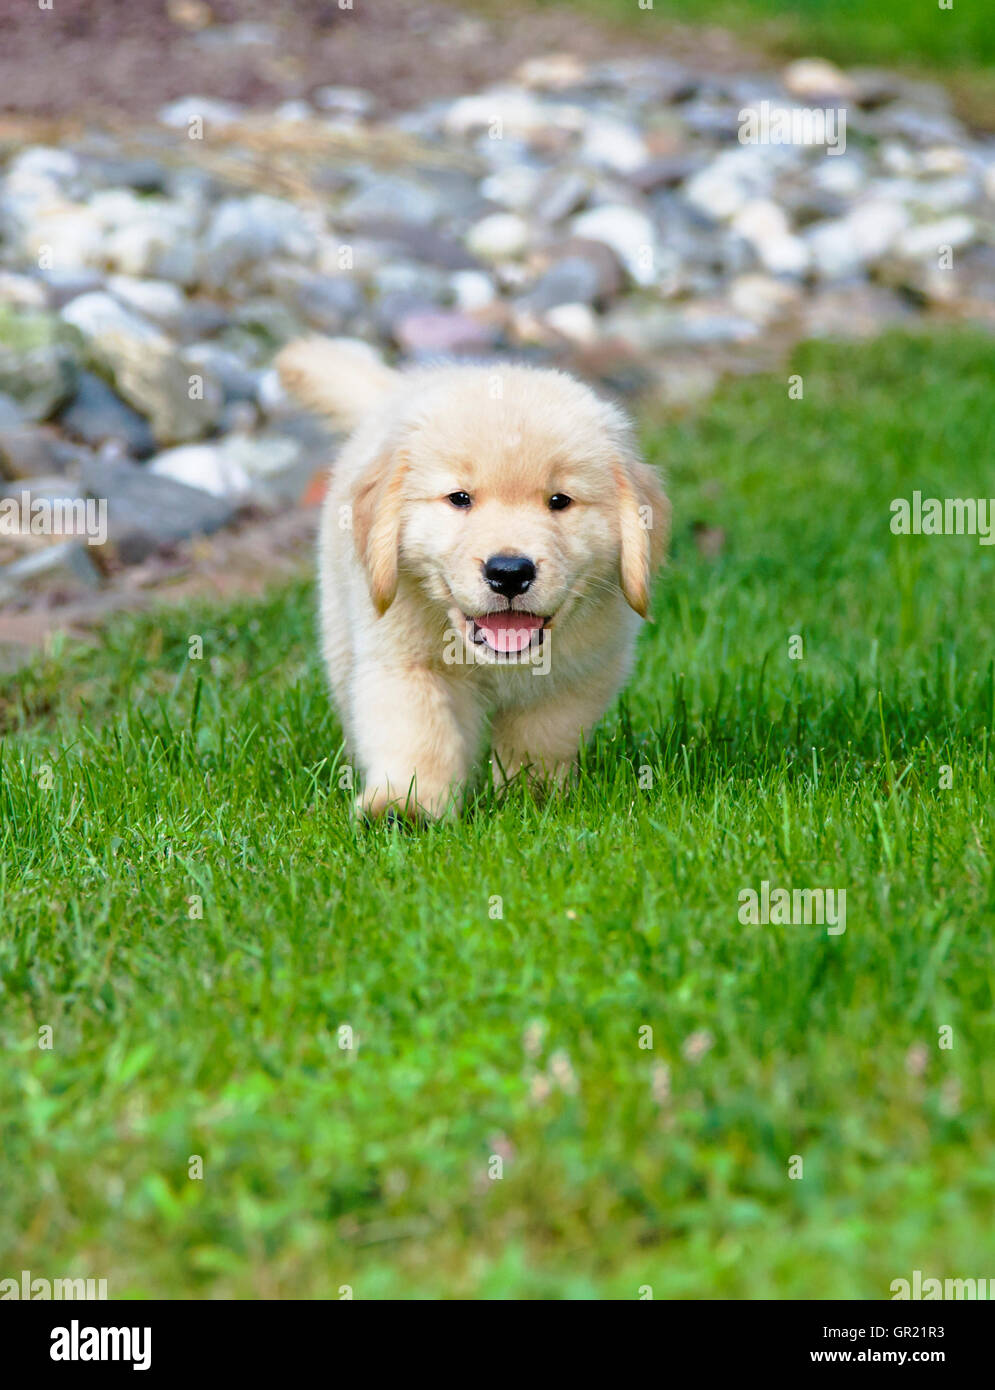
{"left": 465, "top": 611, "right": 549, "bottom": 657}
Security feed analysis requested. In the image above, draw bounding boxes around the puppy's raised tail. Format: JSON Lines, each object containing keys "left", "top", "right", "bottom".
{"left": 275, "top": 336, "right": 400, "bottom": 431}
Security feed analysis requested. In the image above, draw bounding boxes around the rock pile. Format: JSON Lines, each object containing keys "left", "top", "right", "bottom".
{"left": 2, "top": 45, "right": 994, "bottom": 606}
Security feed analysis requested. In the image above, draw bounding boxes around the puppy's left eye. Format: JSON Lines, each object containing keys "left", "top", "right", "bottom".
{"left": 548, "top": 494, "right": 573, "bottom": 511}
{"left": 447, "top": 491, "right": 473, "bottom": 509}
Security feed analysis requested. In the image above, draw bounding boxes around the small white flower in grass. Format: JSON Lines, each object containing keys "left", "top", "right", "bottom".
{"left": 522, "top": 1020, "right": 545, "bottom": 1058}
{"left": 682, "top": 1030, "right": 713, "bottom": 1064}
{"left": 939, "top": 1077, "right": 961, "bottom": 1117}
{"left": 530, "top": 1072, "right": 553, "bottom": 1104}
{"left": 549, "top": 1050, "right": 578, "bottom": 1095}
{"left": 651, "top": 1062, "right": 671, "bottom": 1105}
{"left": 905, "top": 1042, "right": 928, "bottom": 1077}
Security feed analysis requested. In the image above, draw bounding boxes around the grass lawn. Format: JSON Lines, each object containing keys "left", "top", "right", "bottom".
{"left": 2, "top": 330, "right": 994, "bottom": 1298}
{"left": 528, "top": 0, "right": 995, "bottom": 68}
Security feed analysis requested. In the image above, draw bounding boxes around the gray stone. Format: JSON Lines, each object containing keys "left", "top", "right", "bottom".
{"left": 291, "top": 275, "right": 365, "bottom": 333}
{"left": 348, "top": 219, "right": 480, "bottom": 271}
{"left": 570, "top": 205, "right": 658, "bottom": 286}
{"left": 0, "top": 394, "right": 25, "bottom": 431}
{"left": 80, "top": 456, "right": 239, "bottom": 561}
{"left": 80, "top": 155, "right": 169, "bottom": 193}
{"left": 182, "top": 344, "right": 261, "bottom": 404}
{"left": 61, "top": 293, "right": 222, "bottom": 444}
{"left": 520, "top": 255, "right": 606, "bottom": 312}
{"left": 38, "top": 269, "right": 106, "bottom": 311}
{"left": 631, "top": 155, "right": 706, "bottom": 193}
{"left": 0, "top": 422, "right": 88, "bottom": 480}
{"left": 338, "top": 175, "right": 443, "bottom": 228}
{"left": 531, "top": 169, "right": 591, "bottom": 224}
{"left": 0, "top": 343, "right": 77, "bottom": 422}
{"left": 57, "top": 371, "right": 157, "bottom": 458}
{"left": 231, "top": 298, "right": 304, "bottom": 346}
{"left": 201, "top": 196, "right": 318, "bottom": 290}
{"left": 0, "top": 539, "right": 101, "bottom": 603}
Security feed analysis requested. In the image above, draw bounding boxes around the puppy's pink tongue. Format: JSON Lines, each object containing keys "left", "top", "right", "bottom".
{"left": 475, "top": 612, "right": 543, "bottom": 654}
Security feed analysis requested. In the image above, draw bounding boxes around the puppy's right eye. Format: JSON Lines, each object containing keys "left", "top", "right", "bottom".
{"left": 447, "top": 491, "right": 472, "bottom": 509}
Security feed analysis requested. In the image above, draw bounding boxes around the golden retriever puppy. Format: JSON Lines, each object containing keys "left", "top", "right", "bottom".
{"left": 276, "top": 337, "right": 669, "bottom": 819}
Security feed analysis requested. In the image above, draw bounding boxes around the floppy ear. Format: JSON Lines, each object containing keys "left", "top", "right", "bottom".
{"left": 351, "top": 446, "right": 408, "bottom": 615}
{"left": 614, "top": 456, "right": 670, "bottom": 618}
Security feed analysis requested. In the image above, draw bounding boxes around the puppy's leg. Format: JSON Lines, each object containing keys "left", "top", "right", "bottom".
{"left": 351, "top": 663, "right": 484, "bottom": 820}
{"left": 491, "top": 679, "right": 615, "bottom": 792}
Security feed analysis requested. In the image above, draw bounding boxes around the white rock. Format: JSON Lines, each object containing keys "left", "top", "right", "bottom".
{"left": 897, "top": 215, "right": 975, "bottom": 259}
{"left": 23, "top": 206, "right": 103, "bottom": 270}
{"left": 0, "top": 271, "right": 49, "bottom": 310}
{"left": 273, "top": 100, "right": 315, "bottom": 124}
{"left": 684, "top": 146, "right": 791, "bottom": 221}
{"left": 104, "top": 222, "right": 198, "bottom": 283}
{"left": 61, "top": 291, "right": 159, "bottom": 342}
{"left": 732, "top": 200, "right": 809, "bottom": 276}
{"left": 881, "top": 142, "right": 918, "bottom": 176}
{"left": 7, "top": 147, "right": 80, "bottom": 188}
{"left": 730, "top": 273, "right": 802, "bottom": 325}
{"left": 543, "top": 302, "right": 599, "bottom": 345}
{"left": 219, "top": 433, "right": 303, "bottom": 480}
{"left": 570, "top": 204, "right": 657, "bottom": 286}
{"left": 921, "top": 146, "right": 971, "bottom": 175}
{"left": 444, "top": 87, "right": 550, "bottom": 139}
{"left": 806, "top": 201, "right": 910, "bottom": 278}
{"left": 202, "top": 195, "right": 318, "bottom": 287}
{"left": 157, "top": 96, "right": 244, "bottom": 129}
{"left": 313, "top": 86, "right": 375, "bottom": 116}
{"left": 451, "top": 270, "right": 498, "bottom": 311}
{"left": 578, "top": 118, "right": 649, "bottom": 175}
{"left": 256, "top": 367, "right": 290, "bottom": 414}
{"left": 148, "top": 445, "right": 251, "bottom": 500}
{"left": 812, "top": 154, "right": 868, "bottom": 198}
{"left": 513, "top": 53, "right": 588, "bottom": 91}
{"left": 106, "top": 276, "right": 186, "bottom": 330}
{"left": 481, "top": 165, "right": 544, "bottom": 211}
{"left": 465, "top": 212, "right": 530, "bottom": 261}
{"left": 783, "top": 58, "right": 858, "bottom": 103}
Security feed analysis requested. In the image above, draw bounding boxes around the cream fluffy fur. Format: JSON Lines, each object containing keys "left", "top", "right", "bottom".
{"left": 276, "top": 337, "right": 670, "bottom": 819}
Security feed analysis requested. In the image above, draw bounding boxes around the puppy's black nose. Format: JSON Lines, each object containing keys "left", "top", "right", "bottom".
{"left": 483, "top": 554, "right": 536, "bottom": 598}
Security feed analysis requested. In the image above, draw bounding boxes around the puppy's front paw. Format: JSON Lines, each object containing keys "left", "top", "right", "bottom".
{"left": 355, "top": 778, "right": 460, "bottom": 823}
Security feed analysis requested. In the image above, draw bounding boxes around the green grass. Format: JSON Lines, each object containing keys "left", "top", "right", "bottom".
{"left": 528, "top": 0, "right": 995, "bottom": 68}
{"left": 2, "top": 330, "right": 995, "bottom": 1298}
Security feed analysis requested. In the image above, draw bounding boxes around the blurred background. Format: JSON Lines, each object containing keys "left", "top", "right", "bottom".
{"left": 1, "top": 0, "right": 993, "bottom": 658}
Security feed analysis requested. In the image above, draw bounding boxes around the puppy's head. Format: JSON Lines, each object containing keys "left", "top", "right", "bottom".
{"left": 352, "top": 365, "right": 669, "bottom": 662}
